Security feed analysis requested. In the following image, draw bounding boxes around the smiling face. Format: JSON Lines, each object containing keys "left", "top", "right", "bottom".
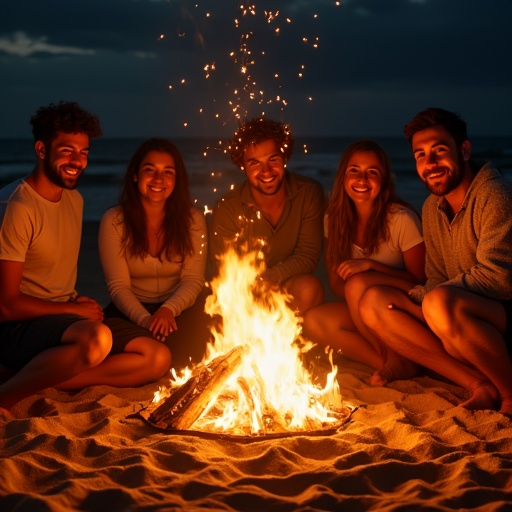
{"left": 134, "top": 150, "right": 176, "bottom": 206}
{"left": 242, "top": 139, "right": 286, "bottom": 197}
{"left": 39, "top": 132, "right": 90, "bottom": 190}
{"left": 411, "top": 125, "right": 469, "bottom": 197}
{"left": 343, "top": 150, "right": 383, "bottom": 206}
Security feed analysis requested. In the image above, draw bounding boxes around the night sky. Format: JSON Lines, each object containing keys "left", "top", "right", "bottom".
{"left": 1, "top": 0, "right": 511, "bottom": 139}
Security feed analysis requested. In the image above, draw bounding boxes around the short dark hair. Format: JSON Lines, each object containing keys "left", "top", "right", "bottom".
{"left": 228, "top": 118, "right": 294, "bottom": 170}
{"left": 403, "top": 108, "right": 468, "bottom": 147}
{"left": 30, "top": 101, "right": 103, "bottom": 145}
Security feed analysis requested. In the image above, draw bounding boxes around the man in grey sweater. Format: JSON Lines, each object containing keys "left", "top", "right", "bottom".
{"left": 359, "top": 108, "right": 512, "bottom": 415}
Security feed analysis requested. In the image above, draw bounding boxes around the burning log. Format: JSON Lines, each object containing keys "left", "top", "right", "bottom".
{"left": 249, "top": 363, "right": 290, "bottom": 433}
{"left": 149, "top": 345, "right": 246, "bottom": 430}
{"left": 140, "top": 248, "right": 352, "bottom": 437}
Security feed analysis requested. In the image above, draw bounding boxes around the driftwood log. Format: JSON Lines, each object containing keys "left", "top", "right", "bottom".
{"left": 149, "top": 345, "right": 246, "bottom": 430}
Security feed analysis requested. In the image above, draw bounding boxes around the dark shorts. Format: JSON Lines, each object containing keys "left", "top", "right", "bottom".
{"left": 103, "top": 287, "right": 213, "bottom": 369}
{"left": 0, "top": 314, "right": 85, "bottom": 370}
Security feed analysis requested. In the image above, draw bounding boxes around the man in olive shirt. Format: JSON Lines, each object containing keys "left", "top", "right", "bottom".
{"left": 210, "top": 118, "right": 325, "bottom": 315}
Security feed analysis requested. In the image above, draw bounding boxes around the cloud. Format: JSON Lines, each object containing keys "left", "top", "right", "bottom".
{"left": 0, "top": 31, "right": 95, "bottom": 57}
{"left": 133, "top": 51, "right": 157, "bottom": 59}
{"left": 353, "top": 7, "right": 371, "bottom": 16}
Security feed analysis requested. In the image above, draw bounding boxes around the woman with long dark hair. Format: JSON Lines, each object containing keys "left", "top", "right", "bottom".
{"left": 304, "top": 140, "right": 425, "bottom": 385}
{"left": 99, "top": 138, "right": 209, "bottom": 374}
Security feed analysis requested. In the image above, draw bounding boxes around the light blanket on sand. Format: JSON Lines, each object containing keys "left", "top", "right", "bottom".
{"left": 1, "top": 359, "right": 512, "bottom": 511}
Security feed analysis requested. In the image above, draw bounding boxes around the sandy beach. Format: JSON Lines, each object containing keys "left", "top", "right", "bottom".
{"left": 2, "top": 221, "right": 512, "bottom": 511}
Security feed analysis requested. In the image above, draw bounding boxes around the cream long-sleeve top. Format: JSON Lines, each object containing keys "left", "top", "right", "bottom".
{"left": 98, "top": 206, "right": 207, "bottom": 326}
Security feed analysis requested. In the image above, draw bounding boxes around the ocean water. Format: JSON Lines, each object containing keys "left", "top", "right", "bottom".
{"left": 1, "top": 136, "right": 511, "bottom": 222}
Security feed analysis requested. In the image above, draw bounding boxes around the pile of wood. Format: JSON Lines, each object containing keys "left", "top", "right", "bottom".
{"left": 143, "top": 343, "right": 353, "bottom": 436}
{"left": 148, "top": 346, "right": 246, "bottom": 430}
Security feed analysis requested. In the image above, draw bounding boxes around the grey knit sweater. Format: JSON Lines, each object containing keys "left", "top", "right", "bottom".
{"left": 422, "top": 163, "right": 512, "bottom": 300}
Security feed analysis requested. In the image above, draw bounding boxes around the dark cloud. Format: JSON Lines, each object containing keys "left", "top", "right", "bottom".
{"left": 0, "top": 0, "right": 511, "bottom": 137}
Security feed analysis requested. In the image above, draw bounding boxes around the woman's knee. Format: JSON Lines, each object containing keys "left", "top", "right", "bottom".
{"left": 344, "top": 274, "right": 370, "bottom": 306}
{"left": 359, "top": 286, "right": 396, "bottom": 329}
{"left": 151, "top": 343, "right": 172, "bottom": 378}
{"left": 126, "top": 338, "right": 172, "bottom": 379}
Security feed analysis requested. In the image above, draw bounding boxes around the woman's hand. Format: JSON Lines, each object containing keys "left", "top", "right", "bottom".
{"left": 336, "top": 259, "right": 373, "bottom": 281}
{"left": 147, "top": 306, "right": 177, "bottom": 342}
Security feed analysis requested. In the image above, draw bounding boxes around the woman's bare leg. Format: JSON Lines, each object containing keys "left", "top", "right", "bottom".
{"left": 345, "top": 273, "right": 418, "bottom": 384}
{"left": 303, "top": 302, "right": 384, "bottom": 371}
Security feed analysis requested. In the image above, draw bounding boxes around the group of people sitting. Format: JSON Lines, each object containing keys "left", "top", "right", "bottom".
{"left": 1, "top": 101, "right": 511, "bottom": 420}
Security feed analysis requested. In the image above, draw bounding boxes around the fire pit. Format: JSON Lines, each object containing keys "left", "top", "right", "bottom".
{"left": 141, "top": 248, "right": 353, "bottom": 438}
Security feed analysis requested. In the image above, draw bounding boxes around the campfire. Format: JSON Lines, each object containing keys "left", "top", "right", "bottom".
{"left": 141, "top": 247, "right": 352, "bottom": 437}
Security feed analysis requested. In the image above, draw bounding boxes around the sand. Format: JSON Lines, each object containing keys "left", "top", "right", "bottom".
{"left": 2, "top": 222, "right": 512, "bottom": 511}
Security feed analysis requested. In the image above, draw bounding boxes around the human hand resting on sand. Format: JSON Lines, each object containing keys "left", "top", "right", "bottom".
{"left": 142, "top": 306, "right": 177, "bottom": 342}
{"left": 72, "top": 296, "right": 105, "bottom": 321}
{"left": 336, "top": 258, "right": 373, "bottom": 281}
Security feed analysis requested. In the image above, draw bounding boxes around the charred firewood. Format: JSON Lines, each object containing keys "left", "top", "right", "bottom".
{"left": 149, "top": 345, "right": 246, "bottom": 430}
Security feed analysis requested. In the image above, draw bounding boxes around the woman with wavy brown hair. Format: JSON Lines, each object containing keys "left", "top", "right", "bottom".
{"left": 99, "top": 138, "right": 210, "bottom": 374}
{"left": 304, "top": 140, "right": 425, "bottom": 385}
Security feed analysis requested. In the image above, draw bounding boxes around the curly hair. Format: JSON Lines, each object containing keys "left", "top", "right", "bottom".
{"left": 118, "top": 138, "right": 194, "bottom": 262}
{"left": 326, "top": 140, "right": 412, "bottom": 268}
{"left": 228, "top": 118, "right": 294, "bottom": 170}
{"left": 403, "top": 107, "right": 468, "bottom": 147}
{"left": 30, "top": 101, "right": 102, "bottom": 146}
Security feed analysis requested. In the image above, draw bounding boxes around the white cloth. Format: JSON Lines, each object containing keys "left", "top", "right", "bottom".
{"left": 324, "top": 204, "right": 423, "bottom": 269}
{"left": 98, "top": 206, "right": 207, "bottom": 326}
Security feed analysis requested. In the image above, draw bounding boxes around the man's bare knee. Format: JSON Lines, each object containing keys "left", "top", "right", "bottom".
{"left": 62, "top": 321, "right": 112, "bottom": 367}
{"left": 423, "top": 288, "right": 456, "bottom": 338}
{"left": 284, "top": 274, "right": 324, "bottom": 313}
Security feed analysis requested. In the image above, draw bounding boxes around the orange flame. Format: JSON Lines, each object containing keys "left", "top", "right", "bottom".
{"left": 154, "top": 247, "right": 343, "bottom": 435}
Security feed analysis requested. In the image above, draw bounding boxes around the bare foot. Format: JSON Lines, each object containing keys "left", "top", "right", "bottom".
{"left": 369, "top": 371, "right": 388, "bottom": 387}
{"left": 0, "top": 406, "right": 14, "bottom": 421}
{"left": 369, "top": 349, "right": 418, "bottom": 386}
{"left": 459, "top": 381, "right": 498, "bottom": 411}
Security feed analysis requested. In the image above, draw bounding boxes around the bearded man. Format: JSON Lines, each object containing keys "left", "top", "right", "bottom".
{"left": 359, "top": 108, "right": 512, "bottom": 416}
{"left": 0, "top": 101, "right": 112, "bottom": 417}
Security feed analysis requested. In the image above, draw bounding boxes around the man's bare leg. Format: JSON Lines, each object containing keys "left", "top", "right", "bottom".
{"left": 360, "top": 286, "right": 498, "bottom": 411}
{"left": 283, "top": 274, "right": 324, "bottom": 316}
{"left": 422, "top": 286, "right": 512, "bottom": 414}
{"left": 0, "top": 320, "right": 112, "bottom": 411}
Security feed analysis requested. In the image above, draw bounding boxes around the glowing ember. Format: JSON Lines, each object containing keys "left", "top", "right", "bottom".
{"left": 143, "top": 247, "right": 349, "bottom": 437}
